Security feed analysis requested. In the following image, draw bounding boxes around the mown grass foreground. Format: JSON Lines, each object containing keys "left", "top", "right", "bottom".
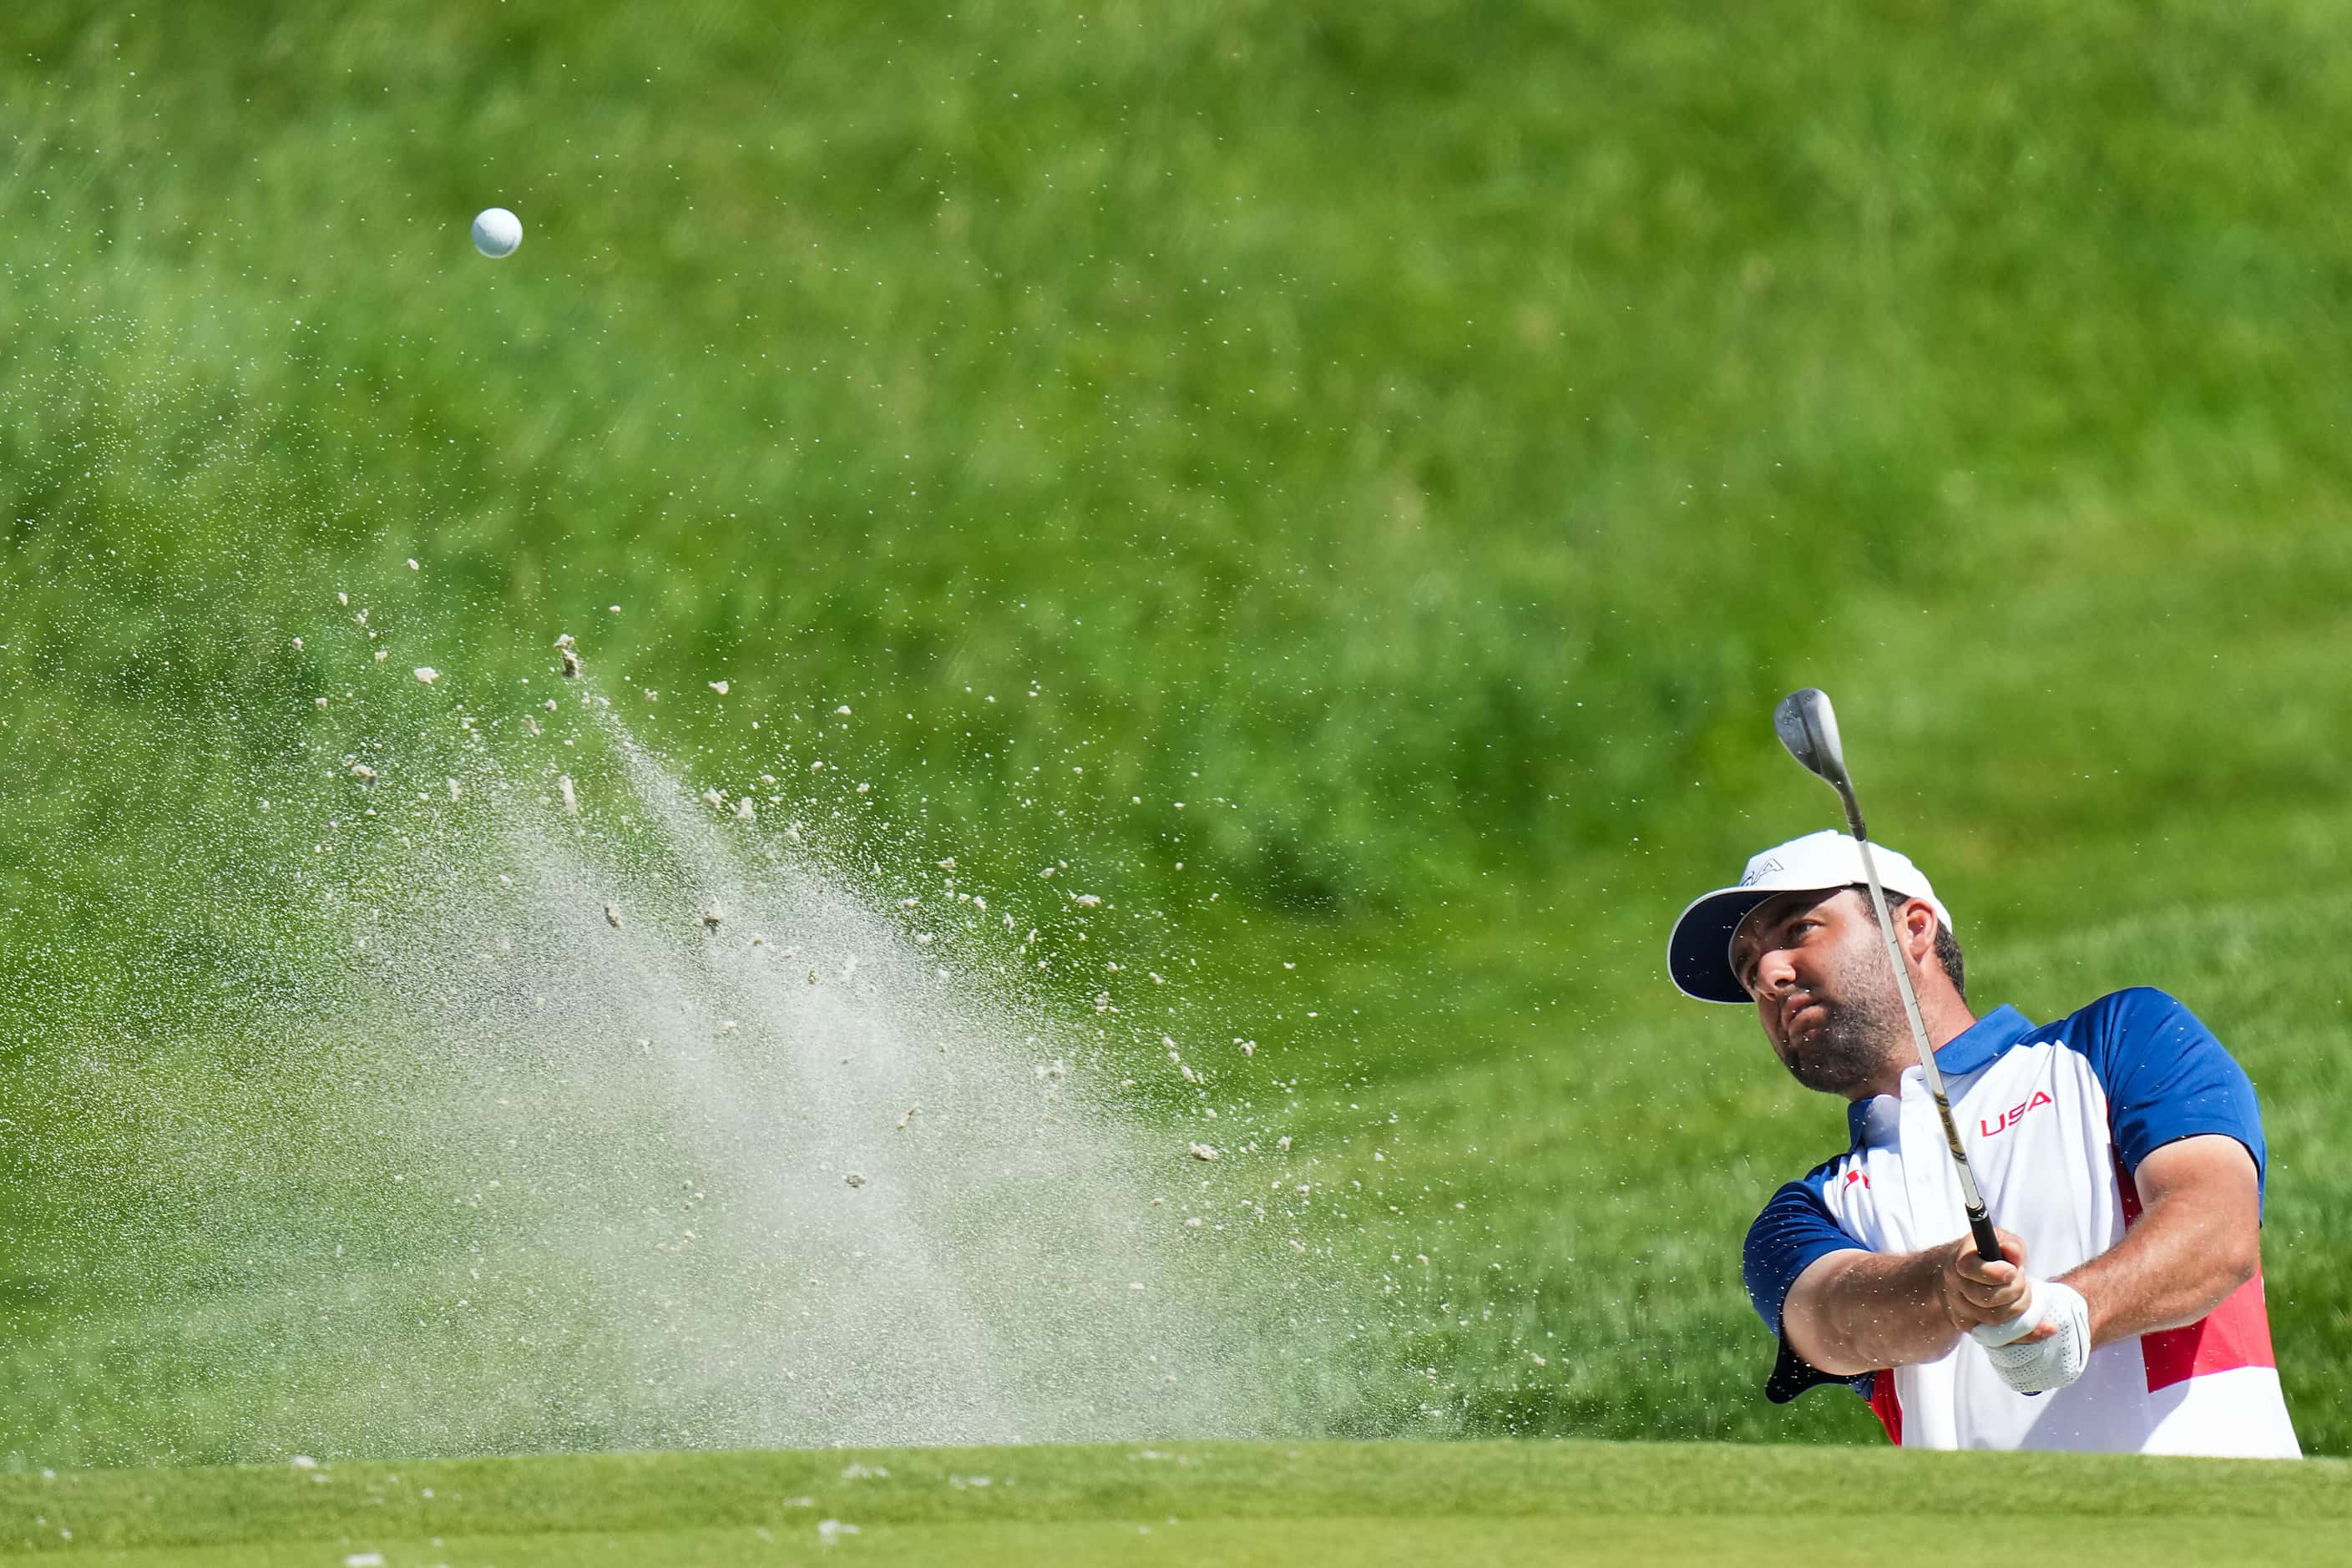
{"left": 3, "top": 1440, "right": 2345, "bottom": 1566}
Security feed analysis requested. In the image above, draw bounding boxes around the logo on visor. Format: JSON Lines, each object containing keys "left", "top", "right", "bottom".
{"left": 1739, "top": 857, "right": 1786, "bottom": 888}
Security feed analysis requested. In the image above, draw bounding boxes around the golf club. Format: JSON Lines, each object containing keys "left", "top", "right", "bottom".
{"left": 1773, "top": 687, "right": 2004, "bottom": 1264}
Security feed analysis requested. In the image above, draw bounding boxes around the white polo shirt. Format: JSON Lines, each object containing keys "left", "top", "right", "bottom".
{"left": 1743, "top": 989, "right": 2300, "bottom": 1457}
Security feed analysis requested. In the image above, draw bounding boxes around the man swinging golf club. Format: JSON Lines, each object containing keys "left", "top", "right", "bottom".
{"left": 1667, "top": 690, "right": 2300, "bottom": 1455}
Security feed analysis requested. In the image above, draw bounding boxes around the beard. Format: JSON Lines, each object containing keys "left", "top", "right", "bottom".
{"left": 1780, "top": 941, "right": 1909, "bottom": 1098}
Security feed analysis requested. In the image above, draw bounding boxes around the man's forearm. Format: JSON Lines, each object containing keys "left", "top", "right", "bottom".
{"left": 2061, "top": 1185, "right": 2258, "bottom": 1348}
{"left": 1789, "top": 1248, "right": 1963, "bottom": 1376}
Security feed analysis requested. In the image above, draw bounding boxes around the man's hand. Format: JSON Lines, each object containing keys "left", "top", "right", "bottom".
{"left": 1970, "top": 1279, "right": 2092, "bottom": 1393}
{"left": 1934, "top": 1228, "right": 2036, "bottom": 1334}
{"left": 1932, "top": 1230, "right": 2091, "bottom": 1393}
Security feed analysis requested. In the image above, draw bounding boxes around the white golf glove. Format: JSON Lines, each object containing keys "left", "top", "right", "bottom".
{"left": 1970, "top": 1278, "right": 2092, "bottom": 1394}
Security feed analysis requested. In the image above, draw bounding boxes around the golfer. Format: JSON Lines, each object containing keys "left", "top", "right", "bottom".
{"left": 1668, "top": 830, "right": 2300, "bottom": 1456}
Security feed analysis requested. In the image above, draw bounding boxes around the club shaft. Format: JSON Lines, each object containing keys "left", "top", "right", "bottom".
{"left": 1850, "top": 834, "right": 2004, "bottom": 1263}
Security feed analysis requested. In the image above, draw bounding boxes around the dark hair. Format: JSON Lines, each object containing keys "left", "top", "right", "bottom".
{"left": 1855, "top": 886, "right": 1967, "bottom": 999}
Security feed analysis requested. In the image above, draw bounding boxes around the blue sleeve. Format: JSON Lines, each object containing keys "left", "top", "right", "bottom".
{"left": 2076, "top": 988, "right": 2267, "bottom": 1211}
{"left": 1743, "top": 1171, "right": 1862, "bottom": 1338}
{"left": 1745, "top": 1166, "right": 1874, "bottom": 1405}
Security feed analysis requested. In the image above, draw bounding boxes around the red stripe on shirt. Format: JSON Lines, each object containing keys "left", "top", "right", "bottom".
{"left": 2140, "top": 1272, "right": 2277, "bottom": 1392}
{"left": 1869, "top": 1370, "right": 1903, "bottom": 1445}
{"left": 2113, "top": 1151, "right": 2278, "bottom": 1393}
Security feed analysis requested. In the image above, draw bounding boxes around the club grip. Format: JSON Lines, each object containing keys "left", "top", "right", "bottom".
{"left": 1967, "top": 1208, "right": 2003, "bottom": 1264}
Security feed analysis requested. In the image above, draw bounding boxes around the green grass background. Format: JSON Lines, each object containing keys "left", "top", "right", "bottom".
{"left": 3, "top": 0, "right": 2350, "bottom": 1464}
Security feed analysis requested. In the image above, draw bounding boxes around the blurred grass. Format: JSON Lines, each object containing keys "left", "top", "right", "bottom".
{"left": 3, "top": 0, "right": 2350, "bottom": 1459}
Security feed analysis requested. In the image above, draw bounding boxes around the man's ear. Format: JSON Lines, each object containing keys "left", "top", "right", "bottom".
{"left": 1903, "top": 898, "right": 1938, "bottom": 961}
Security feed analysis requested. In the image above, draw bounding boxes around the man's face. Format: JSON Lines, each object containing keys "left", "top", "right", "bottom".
{"left": 1728, "top": 887, "right": 1909, "bottom": 1098}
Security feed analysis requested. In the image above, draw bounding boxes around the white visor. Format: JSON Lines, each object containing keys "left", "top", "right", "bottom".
{"left": 1667, "top": 829, "right": 1951, "bottom": 1004}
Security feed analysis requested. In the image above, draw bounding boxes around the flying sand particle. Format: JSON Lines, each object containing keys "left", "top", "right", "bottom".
{"left": 701, "top": 905, "right": 724, "bottom": 933}
{"left": 710, "top": 680, "right": 729, "bottom": 695}
{"left": 414, "top": 667, "right": 438, "bottom": 685}
{"left": 604, "top": 903, "right": 623, "bottom": 929}
{"left": 844, "top": 1173, "right": 867, "bottom": 1188}
{"left": 1186, "top": 1142, "right": 1218, "bottom": 1161}
{"left": 555, "top": 633, "right": 580, "bottom": 679}
{"left": 557, "top": 775, "right": 578, "bottom": 813}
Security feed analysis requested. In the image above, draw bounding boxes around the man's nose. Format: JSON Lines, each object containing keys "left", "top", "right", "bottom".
{"left": 1754, "top": 948, "right": 1798, "bottom": 995}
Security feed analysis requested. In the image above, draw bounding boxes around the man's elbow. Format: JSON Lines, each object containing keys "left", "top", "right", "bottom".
{"left": 2218, "top": 1232, "right": 2259, "bottom": 1295}
{"left": 2204, "top": 1195, "right": 2261, "bottom": 1297}
{"left": 1791, "top": 1332, "right": 1879, "bottom": 1380}
{"left": 2176, "top": 1225, "right": 2260, "bottom": 1325}
{"left": 1781, "top": 1258, "right": 1892, "bottom": 1378}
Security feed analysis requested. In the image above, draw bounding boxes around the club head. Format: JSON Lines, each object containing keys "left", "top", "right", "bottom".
{"left": 1775, "top": 688, "right": 1869, "bottom": 838}
{"left": 1773, "top": 688, "right": 1848, "bottom": 786}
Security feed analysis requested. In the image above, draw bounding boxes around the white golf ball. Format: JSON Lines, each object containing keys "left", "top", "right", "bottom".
{"left": 471, "top": 207, "right": 523, "bottom": 259}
